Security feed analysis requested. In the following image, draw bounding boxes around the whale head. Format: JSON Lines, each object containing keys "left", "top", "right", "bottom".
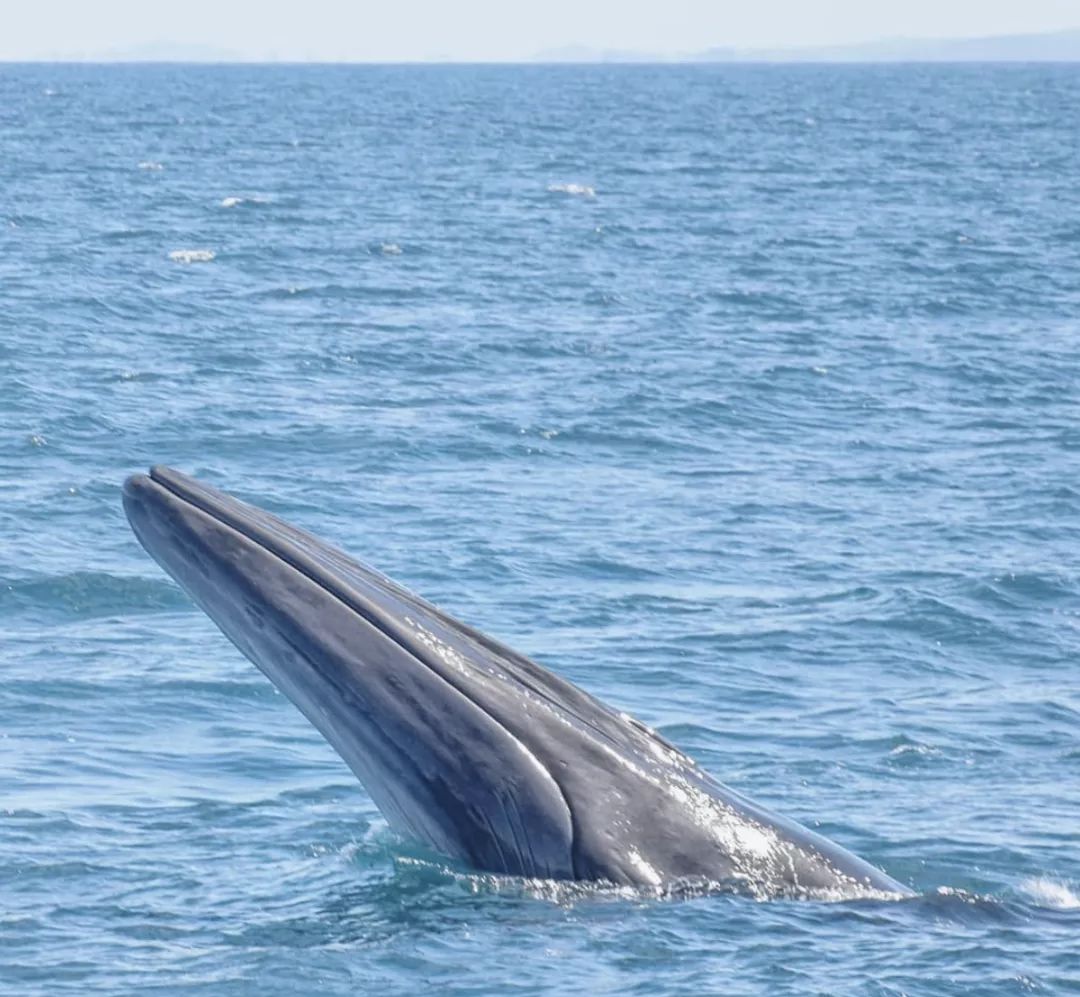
{"left": 124, "top": 466, "right": 911, "bottom": 898}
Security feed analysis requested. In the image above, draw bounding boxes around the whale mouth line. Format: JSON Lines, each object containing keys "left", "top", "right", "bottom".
{"left": 133, "top": 467, "right": 624, "bottom": 747}
{"left": 135, "top": 465, "right": 457, "bottom": 672}
{"left": 131, "top": 466, "right": 526, "bottom": 728}
{"left": 128, "top": 466, "right": 580, "bottom": 866}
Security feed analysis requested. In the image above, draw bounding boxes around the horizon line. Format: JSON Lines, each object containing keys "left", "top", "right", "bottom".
{"left": 5, "top": 25, "right": 1080, "bottom": 66}
{"left": 5, "top": 57, "right": 1080, "bottom": 66}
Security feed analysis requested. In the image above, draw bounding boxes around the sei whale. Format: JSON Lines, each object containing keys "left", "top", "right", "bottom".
{"left": 123, "top": 466, "right": 910, "bottom": 899}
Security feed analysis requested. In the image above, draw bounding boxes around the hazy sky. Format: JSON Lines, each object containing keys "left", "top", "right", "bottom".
{"left": 5, "top": 0, "right": 1080, "bottom": 61}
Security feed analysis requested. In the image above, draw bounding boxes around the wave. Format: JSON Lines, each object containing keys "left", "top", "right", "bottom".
{"left": 1020, "top": 877, "right": 1080, "bottom": 910}
{"left": 0, "top": 572, "right": 189, "bottom": 619}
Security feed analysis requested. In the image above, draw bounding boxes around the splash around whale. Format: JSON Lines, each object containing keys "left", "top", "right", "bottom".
{"left": 123, "top": 466, "right": 912, "bottom": 901}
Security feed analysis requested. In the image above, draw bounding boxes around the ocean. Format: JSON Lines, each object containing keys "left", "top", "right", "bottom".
{"left": 1, "top": 62, "right": 1078, "bottom": 994}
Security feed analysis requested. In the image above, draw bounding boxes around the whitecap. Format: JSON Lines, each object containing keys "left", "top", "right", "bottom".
{"left": 888, "top": 742, "right": 936, "bottom": 757}
{"left": 138, "top": 161, "right": 164, "bottom": 171}
{"left": 168, "top": 249, "right": 215, "bottom": 264}
{"left": 380, "top": 243, "right": 402, "bottom": 255}
{"left": 548, "top": 182, "right": 596, "bottom": 197}
{"left": 220, "top": 195, "right": 270, "bottom": 208}
{"left": 1021, "top": 877, "right": 1080, "bottom": 909}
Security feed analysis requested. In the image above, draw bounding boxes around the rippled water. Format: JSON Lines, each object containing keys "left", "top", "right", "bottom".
{"left": 2, "top": 63, "right": 1079, "bottom": 995}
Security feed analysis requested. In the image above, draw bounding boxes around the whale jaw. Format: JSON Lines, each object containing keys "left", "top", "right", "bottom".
{"left": 124, "top": 466, "right": 912, "bottom": 898}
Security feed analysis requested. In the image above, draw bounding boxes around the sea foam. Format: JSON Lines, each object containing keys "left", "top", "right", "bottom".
{"left": 168, "top": 249, "right": 216, "bottom": 264}
{"left": 548, "top": 182, "right": 596, "bottom": 197}
{"left": 220, "top": 195, "right": 270, "bottom": 208}
{"left": 1021, "top": 877, "right": 1080, "bottom": 910}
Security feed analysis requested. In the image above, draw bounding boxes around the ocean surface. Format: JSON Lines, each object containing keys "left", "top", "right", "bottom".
{"left": 2, "top": 62, "right": 1078, "bottom": 995}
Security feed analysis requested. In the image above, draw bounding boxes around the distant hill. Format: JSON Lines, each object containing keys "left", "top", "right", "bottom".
{"left": 535, "top": 28, "right": 1080, "bottom": 64}
{"left": 14, "top": 27, "right": 1080, "bottom": 65}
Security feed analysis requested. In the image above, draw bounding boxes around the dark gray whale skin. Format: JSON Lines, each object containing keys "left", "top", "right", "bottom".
{"left": 123, "top": 466, "right": 911, "bottom": 899}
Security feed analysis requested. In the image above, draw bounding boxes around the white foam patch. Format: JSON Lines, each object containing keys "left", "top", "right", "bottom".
{"left": 548, "top": 183, "right": 596, "bottom": 197}
{"left": 138, "top": 161, "right": 164, "bottom": 171}
{"left": 889, "top": 742, "right": 939, "bottom": 758}
{"left": 1021, "top": 877, "right": 1080, "bottom": 909}
{"left": 407, "top": 856, "right": 906, "bottom": 906}
{"left": 381, "top": 243, "right": 402, "bottom": 255}
{"left": 168, "top": 249, "right": 216, "bottom": 264}
{"left": 220, "top": 195, "right": 270, "bottom": 208}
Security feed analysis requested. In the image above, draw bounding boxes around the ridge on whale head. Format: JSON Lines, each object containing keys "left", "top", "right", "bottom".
{"left": 123, "top": 466, "right": 912, "bottom": 899}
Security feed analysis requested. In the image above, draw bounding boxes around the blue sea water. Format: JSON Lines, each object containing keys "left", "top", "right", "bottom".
{"left": 2, "top": 61, "right": 1079, "bottom": 994}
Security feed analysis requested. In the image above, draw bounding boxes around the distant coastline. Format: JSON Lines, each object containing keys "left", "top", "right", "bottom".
{"left": 6, "top": 27, "right": 1080, "bottom": 64}
{"left": 533, "top": 28, "right": 1080, "bottom": 64}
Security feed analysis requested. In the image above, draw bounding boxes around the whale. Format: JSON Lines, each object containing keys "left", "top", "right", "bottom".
{"left": 123, "top": 466, "right": 911, "bottom": 899}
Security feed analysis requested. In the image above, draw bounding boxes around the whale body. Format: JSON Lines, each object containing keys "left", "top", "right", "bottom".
{"left": 123, "top": 466, "right": 910, "bottom": 899}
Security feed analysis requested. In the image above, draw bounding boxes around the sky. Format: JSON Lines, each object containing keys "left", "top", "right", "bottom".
{"left": 3, "top": 0, "right": 1080, "bottom": 62}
